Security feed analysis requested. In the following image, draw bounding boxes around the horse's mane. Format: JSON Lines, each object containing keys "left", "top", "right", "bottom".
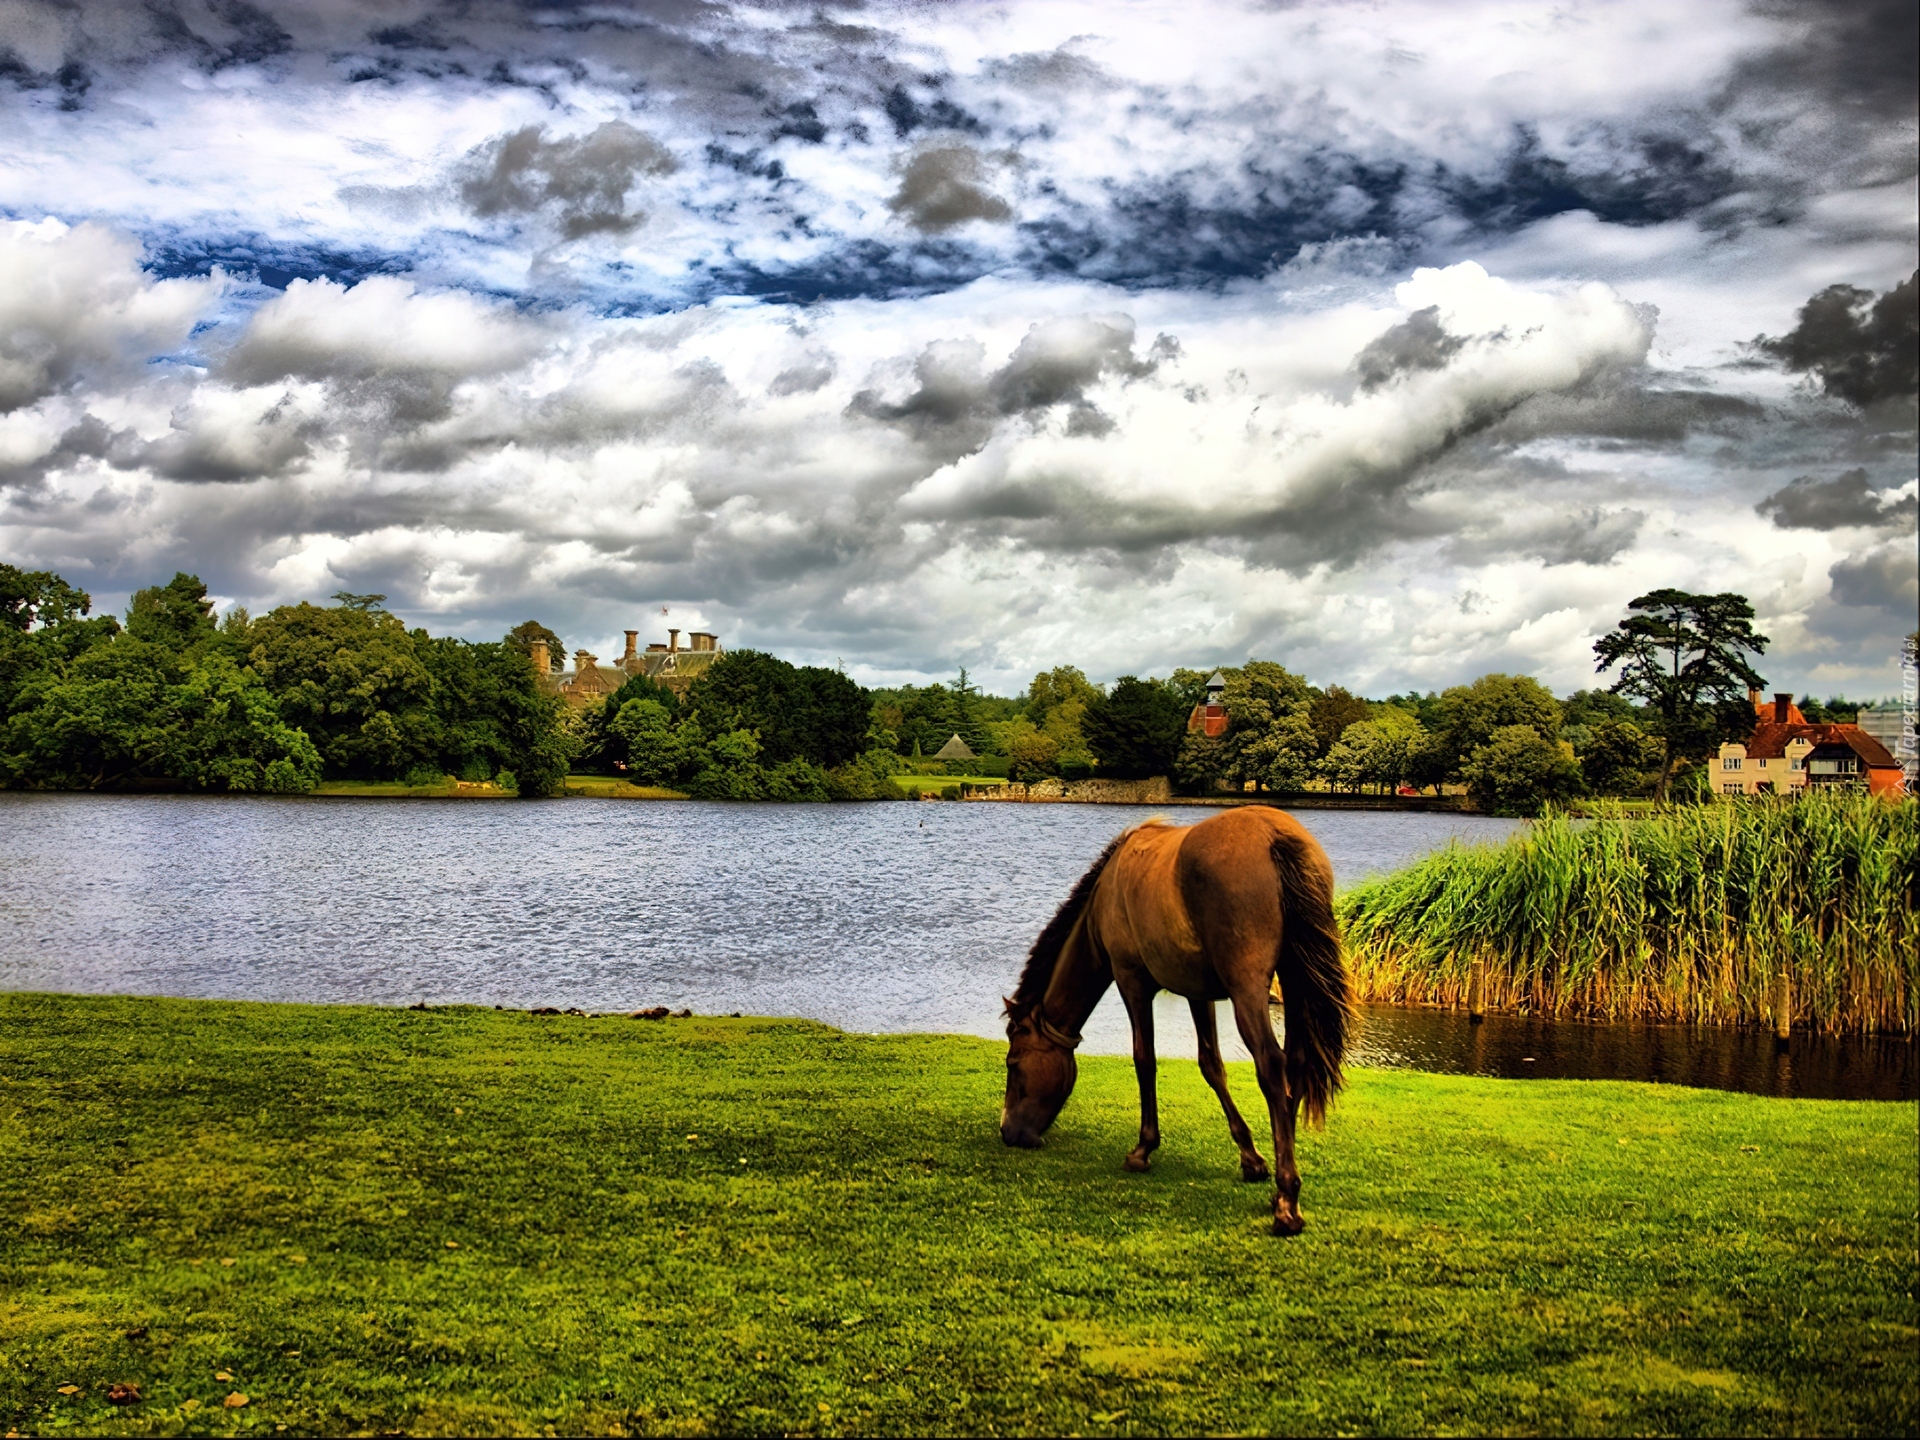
{"left": 1005, "top": 829, "right": 1132, "bottom": 1019}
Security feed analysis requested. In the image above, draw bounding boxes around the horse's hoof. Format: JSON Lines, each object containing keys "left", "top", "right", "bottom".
{"left": 1272, "top": 1212, "right": 1306, "bottom": 1237}
{"left": 1241, "top": 1159, "right": 1270, "bottom": 1182}
{"left": 1123, "top": 1152, "right": 1151, "bottom": 1173}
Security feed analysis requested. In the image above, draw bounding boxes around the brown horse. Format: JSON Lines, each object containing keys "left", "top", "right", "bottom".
{"left": 1000, "top": 807, "right": 1352, "bottom": 1235}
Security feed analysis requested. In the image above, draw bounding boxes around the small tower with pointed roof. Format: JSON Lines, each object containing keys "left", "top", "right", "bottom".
{"left": 1187, "top": 672, "right": 1229, "bottom": 738}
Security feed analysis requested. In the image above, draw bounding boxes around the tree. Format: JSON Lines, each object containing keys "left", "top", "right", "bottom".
{"left": 1578, "top": 719, "right": 1663, "bottom": 797}
{"left": 504, "top": 620, "right": 565, "bottom": 671}
{"left": 125, "top": 573, "right": 217, "bottom": 651}
{"left": 247, "top": 600, "right": 438, "bottom": 780}
{"left": 0, "top": 564, "right": 120, "bottom": 722}
{"left": 1459, "top": 725, "right": 1581, "bottom": 816}
{"left": 585, "top": 671, "right": 682, "bottom": 771}
{"left": 988, "top": 715, "right": 1061, "bottom": 781}
{"left": 2, "top": 635, "right": 320, "bottom": 792}
{"left": 1593, "top": 589, "right": 1768, "bottom": 801}
{"left": 1023, "top": 666, "right": 1101, "bottom": 770}
{"left": 609, "top": 698, "right": 697, "bottom": 786}
{"left": 1175, "top": 660, "right": 1318, "bottom": 794}
{"left": 1434, "top": 673, "right": 1563, "bottom": 770}
{"left": 1321, "top": 707, "right": 1427, "bottom": 794}
{"left": 1308, "top": 685, "right": 1373, "bottom": 757}
{"left": 1083, "top": 676, "right": 1186, "bottom": 779}
{"left": 417, "top": 636, "right": 576, "bottom": 795}
{"left": 685, "top": 650, "right": 868, "bottom": 768}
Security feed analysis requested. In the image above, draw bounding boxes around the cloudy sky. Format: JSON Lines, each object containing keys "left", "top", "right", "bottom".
{"left": 1, "top": 0, "right": 1914, "bottom": 697}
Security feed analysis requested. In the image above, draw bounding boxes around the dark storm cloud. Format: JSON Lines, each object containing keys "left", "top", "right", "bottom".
{"left": 1439, "top": 127, "right": 1744, "bottom": 232}
{"left": 1756, "top": 469, "right": 1916, "bottom": 529}
{"left": 1756, "top": 271, "right": 1918, "bottom": 408}
{"left": 1730, "top": 0, "right": 1920, "bottom": 123}
{"left": 460, "top": 122, "right": 676, "bottom": 240}
{"left": 887, "top": 147, "right": 1012, "bottom": 233}
{"left": 1829, "top": 538, "right": 1920, "bottom": 611}
{"left": 768, "top": 356, "right": 834, "bottom": 396}
{"left": 850, "top": 316, "right": 1160, "bottom": 451}
{"left": 1353, "top": 307, "right": 1463, "bottom": 391}
{"left": 1443, "top": 506, "right": 1648, "bottom": 568}
{"left": 1485, "top": 372, "right": 1763, "bottom": 446}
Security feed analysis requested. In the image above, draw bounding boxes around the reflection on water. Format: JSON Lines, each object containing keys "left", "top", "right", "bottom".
{"left": 1346, "top": 1003, "right": 1916, "bottom": 1102}
{"left": 1, "top": 793, "right": 1907, "bottom": 1100}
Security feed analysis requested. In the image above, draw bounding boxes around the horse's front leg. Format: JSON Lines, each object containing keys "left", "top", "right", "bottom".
{"left": 1189, "top": 997, "right": 1268, "bottom": 1182}
{"left": 1229, "top": 987, "right": 1304, "bottom": 1235}
{"left": 1115, "top": 970, "right": 1160, "bottom": 1172}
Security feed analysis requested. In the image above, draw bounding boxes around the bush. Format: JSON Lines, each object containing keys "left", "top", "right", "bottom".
{"left": 402, "top": 763, "right": 449, "bottom": 790}
{"left": 1459, "top": 725, "right": 1581, "bottom": 816}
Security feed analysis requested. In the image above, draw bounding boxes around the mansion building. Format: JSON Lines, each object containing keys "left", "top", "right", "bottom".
{"left": 528, "top": 628, "right": 722, "bottom": 710}
{"left": 1715, "top": 691, "right": 1903, "bottom": 797}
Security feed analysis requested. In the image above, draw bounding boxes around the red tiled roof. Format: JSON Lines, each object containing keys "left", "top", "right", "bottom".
{"left": 1744, "top": 721, "right": 1899, "bottom": 768}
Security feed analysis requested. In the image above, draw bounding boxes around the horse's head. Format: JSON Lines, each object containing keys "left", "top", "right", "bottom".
{"left": 999, "top": 999, "right": 1079, "bottom": 1147}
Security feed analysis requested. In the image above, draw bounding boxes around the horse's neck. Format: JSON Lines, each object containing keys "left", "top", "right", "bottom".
{"left": 1042, "top": 917, "right": 1111, "bottom": 1033}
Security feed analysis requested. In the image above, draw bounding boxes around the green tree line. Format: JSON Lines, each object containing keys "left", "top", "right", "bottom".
{"left": 6, "top": 570, "right": 1880, "bottom": 812}
{"left": 2, "top": 567, "right": 576, "bottom": 796}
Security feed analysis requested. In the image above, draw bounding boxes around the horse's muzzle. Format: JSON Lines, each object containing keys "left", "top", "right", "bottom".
{"left": 999, "top": 1116, "right": 1044, "bottom": 1148}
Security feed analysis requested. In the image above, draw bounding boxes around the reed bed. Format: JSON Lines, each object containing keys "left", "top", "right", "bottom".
{"left": 1338, "top": 791, "right": 1919, "bottom": 1034}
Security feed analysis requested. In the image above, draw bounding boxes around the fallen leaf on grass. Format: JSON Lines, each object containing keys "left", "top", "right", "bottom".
{"left": 224, "top": 1392, "right": 249, "bottom": 1408}
{"left": 220, "top": 1257, "right": 236, "bottom": 1267}
{"left": 181, "top": 1399, "right": 200, "bottom": 1413}
{"left": 107, "top": 1383, "right": 142, "bottom": 1405}
{"left": 445, "top": 1240, "right": 460, "bottom": 1249}
{"left": 215, "top": 1371, "right": 233, "bottom": 1382}
{"left": 57, "top": 1385, "right": 81, "bottom": 1396}
{"left": 1740, "top": 1144, "right": 1761, "bottom": 1153}
{"left": 288, "top": 1254, "right": 307, "bottom": 1264}
{"left": 1092, "top": 1410, "right": 1127, "bottom": 1423}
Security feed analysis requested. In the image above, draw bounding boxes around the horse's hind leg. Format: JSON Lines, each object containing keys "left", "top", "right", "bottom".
{"left": 1228, "top": 987, "right": 1304, "bottom": 1236}
{"left": 1189, "top": 998, "right": 1268, "bottom": 1182}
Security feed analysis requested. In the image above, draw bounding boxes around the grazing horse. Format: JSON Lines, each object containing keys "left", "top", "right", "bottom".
{"left": 999, "top": 807, "right": 1352, "bottom": 1235}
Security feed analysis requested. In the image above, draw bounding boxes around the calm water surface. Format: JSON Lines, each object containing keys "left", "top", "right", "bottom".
{"left": 3, "top": 794, "right": 1907, "bottom": 1099}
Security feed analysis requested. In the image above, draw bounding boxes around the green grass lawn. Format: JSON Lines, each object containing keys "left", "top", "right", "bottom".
{"left": 561, "top": 777, "right": 689, "bottom": 800}
{"left": 894, "top": 774, "right": 1007, "bottom": 796}
{"left": 2, "top": 995, "right": 1912, "bottom": 1437}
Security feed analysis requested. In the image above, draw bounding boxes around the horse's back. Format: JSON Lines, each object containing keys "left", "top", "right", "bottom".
{"left": 1096, "top": 808, "right": 1328, "bottom": 998}
{"left": 1174, "top": 807, "right": 1334, "bottom": 975}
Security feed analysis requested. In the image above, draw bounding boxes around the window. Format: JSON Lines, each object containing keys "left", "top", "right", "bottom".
{"left": 1722, "top": 756, "right": 1742, "bottom": 770}
{"left": 1722, "top": 782, "right": 1744, "bottom": 795}
{"left": 1791, "top": 757, "right": 1804, "bottom": 771}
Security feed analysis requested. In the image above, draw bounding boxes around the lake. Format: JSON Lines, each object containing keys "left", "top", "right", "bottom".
{"left": 2, "top": 794, "right": 1908, "bottom": 1099}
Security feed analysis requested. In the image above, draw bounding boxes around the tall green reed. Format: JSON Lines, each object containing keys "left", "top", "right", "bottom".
{"left": 1338, "top": 791, "right": 1918, "bottom": 1033}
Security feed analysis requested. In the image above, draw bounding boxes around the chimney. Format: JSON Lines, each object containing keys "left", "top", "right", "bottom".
{"left": 1774, "top": 693, "right": 1792, "bottom": 724}
{"left": 1747, "top": 687, "right": 1763, "bottom": 707}
{"left": 623, "top": 630, "right": 638, "bottom": 664}
{"left": 575, "top": 649, "right": 595, "bottom": 674}
{"left": 529, "top": 640, "right": 549, "bottom": 674}
{"left": 668, "top": 628, "right": 680, "bottom": 654}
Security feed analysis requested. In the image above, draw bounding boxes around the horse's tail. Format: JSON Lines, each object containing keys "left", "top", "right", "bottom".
{"left": 1268, "top": 829, "right": 1353, "bottom": 1128}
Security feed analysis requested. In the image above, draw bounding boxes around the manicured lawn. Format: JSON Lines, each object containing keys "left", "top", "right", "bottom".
{"left": 1, "top": 994, "right": 1911, "bottom": 1436}
{"left": 561, "top": 776, "right": 688, "bottom": 800}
